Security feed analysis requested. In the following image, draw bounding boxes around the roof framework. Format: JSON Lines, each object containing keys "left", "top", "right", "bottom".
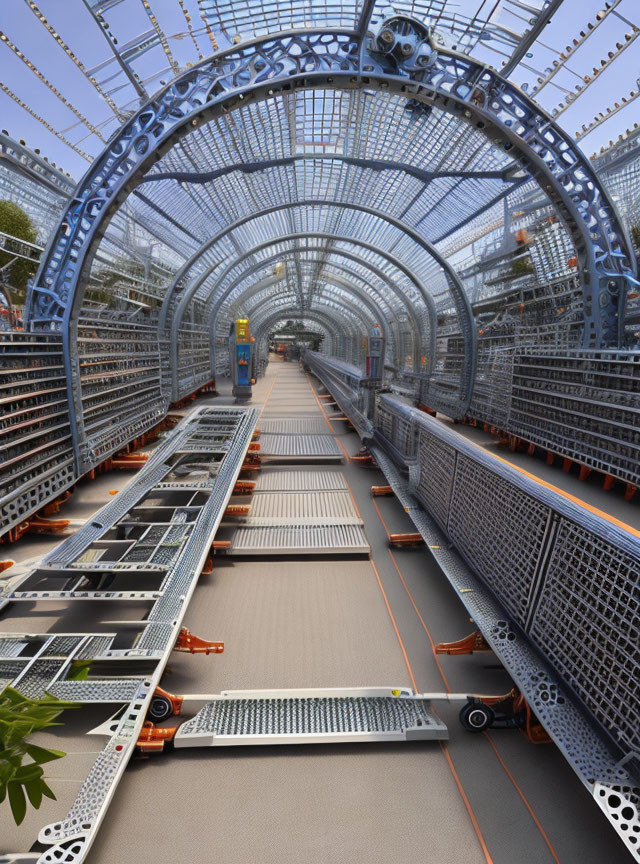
{"left": 12, "top": 3, "right": 635, "bottom": 469}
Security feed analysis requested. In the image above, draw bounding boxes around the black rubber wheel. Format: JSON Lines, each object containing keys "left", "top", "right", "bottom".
{"left": 148, "top": 695, "right": 173, "bottom": 723}
{"left": 459, "top": 701, "right": 494, "bottom": 732}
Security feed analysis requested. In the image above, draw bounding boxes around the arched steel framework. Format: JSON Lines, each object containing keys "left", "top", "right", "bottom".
{"left": 27, "top": 15, "right": 635, "bottom": 466}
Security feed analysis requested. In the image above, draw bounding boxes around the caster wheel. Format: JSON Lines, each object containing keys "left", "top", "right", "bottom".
{"left": 459, "top": 701, "right": 494, "bottom": 732}
{"left": 148, "top": 695, "right": 173, "bottom": 723}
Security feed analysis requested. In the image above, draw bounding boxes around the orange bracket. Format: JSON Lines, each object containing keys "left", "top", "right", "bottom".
{"left": 351, "top": 449, "right": 374, "bottom": 465}
{"left": 174, "top": 627, "right": 224, "bottom": 655}
{"left": 211, "top": 540, "right": 231, "bottom": 552}
{"left": 435, "top": 630, "right": 491, "bottom": 655}
{"left": 233, "top": 480, "right": 256, "bottom": 495}
{"left": 42, "top": 490, "right": 73, "bottom": 516}
{"left": 388, "top": 533, "right": 423, "bottom": 547}
{"left": 224, "top": 504, "right": 250, "bottom": 517}
{"left": 248, "top": 442, "right": 261, "bottom": 452}
{"left": 371, "top": 485, "right": 393, "bottom": 497}
{"left": 153, "top": 686, "right": 184, "bottom": 717}
{"left": 26, "top": 516, "right": 70, "bottom": 536}
{"left": 0, "top": 560, "right": 14, "bottom": 573}
{"left": 136, "top": 721, "right": 177, "bottom": 754}
{"left": 252, "top": 429, "right": 261, "bottom": 440}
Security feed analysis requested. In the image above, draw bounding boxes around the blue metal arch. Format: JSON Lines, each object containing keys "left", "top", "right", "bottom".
{"left": 26, "top": 18, "right": 636, "bottom": 469}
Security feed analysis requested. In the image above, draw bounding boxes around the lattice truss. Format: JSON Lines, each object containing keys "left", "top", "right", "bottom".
{"left": 0, "top": 0, "right": 636, "bottom": 371}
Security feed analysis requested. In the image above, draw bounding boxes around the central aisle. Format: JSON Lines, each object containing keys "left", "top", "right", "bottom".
{"left": 87, "top": 359, "right": 625, "bottom": 864}
{"left": 88, "top": 360, "right": 486, "bottom": 864}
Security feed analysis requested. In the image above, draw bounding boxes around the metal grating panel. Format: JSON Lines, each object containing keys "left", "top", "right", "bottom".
{"left": 246, "top": 491, "right": 360, "bottom": 524}
{"left": 448, "top": 454, "right": 550, "bottom": 627}
{"left": 230, "top": 524, "right": 369, "bottom": 554}
{"left": 530, "top": 519, "right": 640, "bottom": 759}
{"left": 259, "top": 434, "right": 343, "bottom": 458}
{"left": 415, "top": 427, "right": 457, "bottom": 532}
{"left": 258, "top": 418, "right": 331, "bottom": 435}
{"left": 254, "top": 470, "right": 348, "bottom": 492}
{"left": 175, "top": 694, "right": 446, "bottom": 746}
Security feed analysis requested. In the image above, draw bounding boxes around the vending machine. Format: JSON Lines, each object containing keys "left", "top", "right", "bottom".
{"left": 230, "top": 318, "right": 254, "bottom": 400}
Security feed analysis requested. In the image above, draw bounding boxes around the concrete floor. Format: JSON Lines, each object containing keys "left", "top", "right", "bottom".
{"left": 0, "top": 357, "right": 632, "bottom": 863}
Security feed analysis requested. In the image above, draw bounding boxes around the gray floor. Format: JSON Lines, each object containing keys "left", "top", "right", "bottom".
{"left": 1, "top": 359, "right": 632, "bottom": 863}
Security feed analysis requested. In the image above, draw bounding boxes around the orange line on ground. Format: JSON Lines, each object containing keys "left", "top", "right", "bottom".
{"left": 387, "top": 548, "right": 452, "bottom": 693}
{"left": 342, "top": 474, "right": 363, "bottom": 521}
{"left": 371, "top": 496, "right": 391, "bottom": 540}
{"left": 257, "top": 373, "right": 278, "bottom": 420}
{"left": 483, "top": 732, "right": 562, "bottom": 864}
{"left": 368, "top": 557, "right": 418, "bottom": 693}
{"left": 464, "top": 434, "right": 639, "bottom": 539}
{"left": 372, "top": 487, "right": 560, "bottom": 861}
{"left": 305, "top": 373, "right": 350, "bottom": 462}
{"left": 440, "top": 742, "right": 496, "bottom": 864}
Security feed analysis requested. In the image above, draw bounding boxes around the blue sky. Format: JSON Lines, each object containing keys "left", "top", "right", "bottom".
{"left": 0, "top": 0, "right": 638, "bottom": 180}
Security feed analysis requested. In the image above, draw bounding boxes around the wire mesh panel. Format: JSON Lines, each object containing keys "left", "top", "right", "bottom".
{"left": 530, "top": 519, "right": 640, "bottom": 760}
{"left": 447, "top": 454, "right": 551, "bottom": 627}
{"left": 415, "top": 427, "right": 456, "bottom": 532}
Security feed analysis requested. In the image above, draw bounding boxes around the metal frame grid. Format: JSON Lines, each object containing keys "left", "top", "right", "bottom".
{"left": 311, "top": 364, "right": 640, "bottom": 859}
{"left": 0, "top": 404, "right": 258, "bottom": 864}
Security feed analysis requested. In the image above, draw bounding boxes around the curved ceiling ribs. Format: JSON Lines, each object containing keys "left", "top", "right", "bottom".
{"left": 27, "top": 14, "right": 635, "bottom": 464}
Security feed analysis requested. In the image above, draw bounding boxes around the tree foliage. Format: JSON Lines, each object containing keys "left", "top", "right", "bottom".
{"left": 0, "top": 686, "right": 79, "bottom": 826}
{"left": 0, "top": 201, "right": 38, "bottom": 302}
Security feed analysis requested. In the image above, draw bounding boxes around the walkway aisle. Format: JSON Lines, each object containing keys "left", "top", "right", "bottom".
{"left": 87, "top": 359, "right": 626, "bottom": 864}
{"left": 87, "top": 358, "right": 484, "bottom": 864}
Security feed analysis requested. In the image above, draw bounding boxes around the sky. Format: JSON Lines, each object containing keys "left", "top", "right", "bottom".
{"left": 0, "top": 0, "right": 638, "bottom": 181}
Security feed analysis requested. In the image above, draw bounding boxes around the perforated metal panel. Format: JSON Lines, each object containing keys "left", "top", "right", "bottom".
{"left": 259, "top": 434, "right": 342, "bottom": 459}
{"left": 255, "top": 470, "right": 348, "bottom": 491}
{"left": 258, "top": 418, "right": 331, "bottom": 435}
{"left": 530, "top": 519, "right": 640, "bottom": 759}
{"left": 175, "top": 694, "right": 446, "bottom": 746}
{"left": 230, "top": 524, "right": 369, "bottom": 554}
{"left": 415, "top": 427, "right": 456, "bottom": 532}
{"left": 448, "top": 454, "right": 550, "bottom": 626}
{"left": 246, "top": 491, "right": 360, "bottom": 524}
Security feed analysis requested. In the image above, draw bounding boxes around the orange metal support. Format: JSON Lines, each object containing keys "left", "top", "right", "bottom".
{"left": 233, "top": 480, "right": 256, "bottom": 495}
{"left": 603, "top": 475, "right": 615, "bottom": 491}
{"left": 435, "top": 630, "right": 491, "bottom": 655}
{"left": 0, "top": 560, "right": 14, "bottom": 573}
{"left": 562, "top": 457, "right": 573, "bottom": 473}
{"left": 26, "top": 516, "right": 70, "bottom": 536}
{"left": 578, "top": 465, "right": 591, "bottom": 482}
{"left": 111, "top": 452, "right": 149, "bottom": 469}
{"left": 152, "top": 686, "right": 184, "bottom": 717}
{"left": 174, "top": 627, "right": 224, "bottom": 655}
{"left": 224, "top": 504, "right": 250, "bottom": 517}
{"left": 546, "top": 451, "right": 555, "bottom": 465}
{"left": 388, "top": 532, "right": 424, "bottom": 547}
{"left": 527, "top": 442, "right": 536, "bottom": 456}
{"left": 42, "top": 490, "right": 72, "bottom": 516}
{"left": 248, "top": 442, "right": 261, "bottom": 452}
{"left": 136, "top": 721, "right": 177, "bottom": 754}
{"left": 624, "top": 483, "right": 637, "bottom": 502}
{"left": 417, "top": 403, "right": 437, "bottom": 416}
{"left": 351, "top": 448, "right": 374, "bottom": 465}
{"left": 371, "top": 486, "right": 394, "bottom": 497}
{"left": 211, "top": 540, "right": 231, "bottom": 552}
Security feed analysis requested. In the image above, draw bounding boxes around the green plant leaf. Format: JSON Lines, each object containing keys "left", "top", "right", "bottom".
{"left": 40, "top": 780, "right": 57, "bottom": 801}
{"left": 24, "top": 743, "right": 65, "bottom": 764}
{"left": 8, "top": 781, "right": 27, "bottom": 825}
{"left": 24, "top": 779, "right": 43, "bottom": 810}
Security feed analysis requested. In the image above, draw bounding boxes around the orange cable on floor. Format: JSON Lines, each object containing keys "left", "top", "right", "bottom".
{"left": 368, "top": 557, "right": 418, "bottom": 693}
{"left": 305, "top": 373, "right": 350, "bottom": 462}
{"left": 440, "top": 741, "right": 496, "bottom": 864}
{"left": 372, "top": 485, "right": 563, "bottom": 863}
{"left": 483, "top": 732, "right": 562, "bottom": 864}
